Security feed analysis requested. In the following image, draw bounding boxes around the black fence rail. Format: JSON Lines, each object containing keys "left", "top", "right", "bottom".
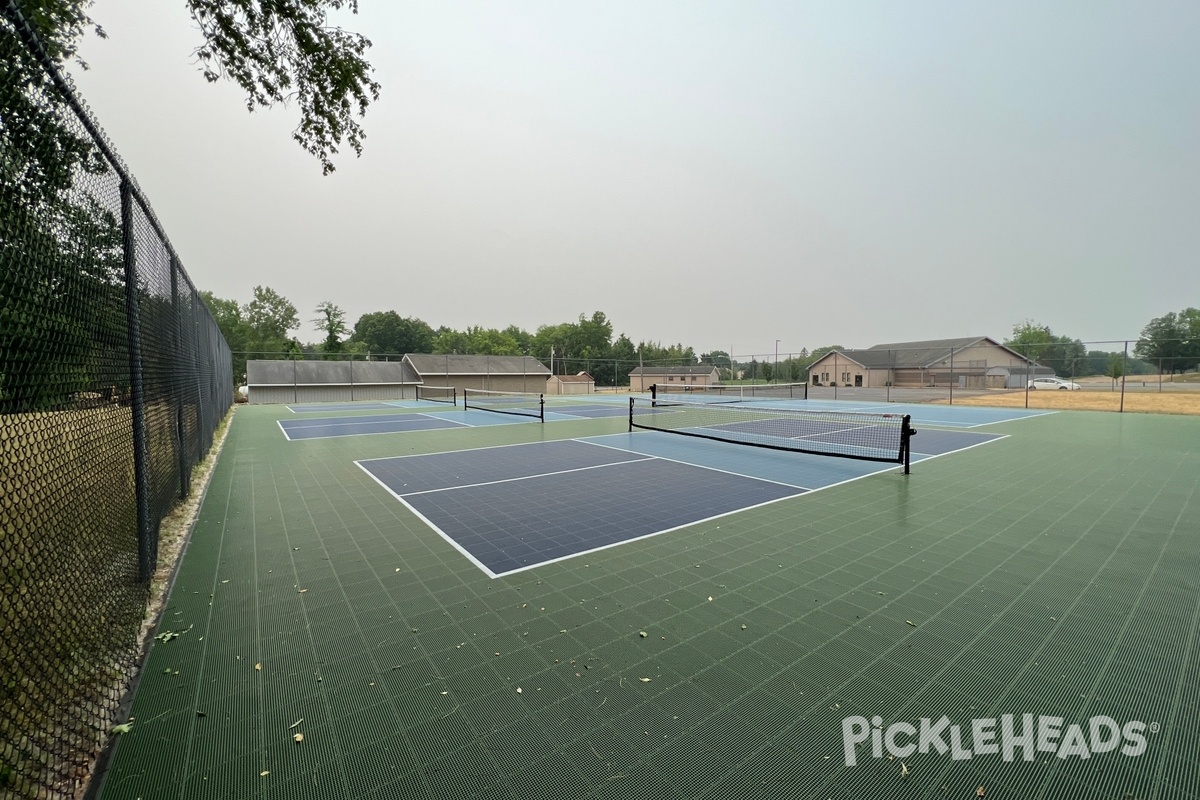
{"left": 1, "top": 5, "right": 233, "bottom": 798}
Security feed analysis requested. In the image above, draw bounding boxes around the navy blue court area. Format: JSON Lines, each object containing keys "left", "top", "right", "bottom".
{"left": 357, "top": 423, "right": 1004, "bottom": 578}
{"left": 357, "top": 440, "right": 804, "bottom": 577}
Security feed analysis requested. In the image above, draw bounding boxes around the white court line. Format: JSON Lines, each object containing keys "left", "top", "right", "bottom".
{"left": 578, "top": 436, "right": 814, "bottom": 491}
{"left": 279, "top": 415, "right": 472, "bottom": 441}
{"left": 354, "top": 461, "right": 499, "bottom": 577}
{"left": 393, "top": 457, "right": 659, "bottom": 498}
{"left": 910, "top": 433, "right": 1010, "bottom": 460}
{"left": 355, "top": 437, "right": 600, "bottom": 464}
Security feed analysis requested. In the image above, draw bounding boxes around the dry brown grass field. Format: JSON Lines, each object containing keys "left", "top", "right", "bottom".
{"left": 946, "top": 381, "right": 1200, "bottom": 415}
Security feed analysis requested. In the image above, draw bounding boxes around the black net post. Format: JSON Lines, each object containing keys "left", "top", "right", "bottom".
{"left": 629, "top": 396, "right": 635, "bottom": 431}
{"left": 901, "top": 415, "right": 915, "bottom": 475}
{"left": 121, "top": 178, "right": 155, "bottom": 583}
{"left": 171, "top": 254, "right": 189, "bottom": 498}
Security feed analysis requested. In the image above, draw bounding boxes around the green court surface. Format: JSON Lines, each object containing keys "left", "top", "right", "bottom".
{"left": 95, "top": 404, "right": 1200, "bottom": 800}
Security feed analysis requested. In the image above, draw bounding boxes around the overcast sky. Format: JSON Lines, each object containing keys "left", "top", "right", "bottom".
{"left": 72, "top": 1, "right": 1198, "bottom": 358}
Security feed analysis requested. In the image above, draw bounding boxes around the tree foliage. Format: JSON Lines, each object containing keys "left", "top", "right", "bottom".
{"left": 1005, "top": 320, "right": 1086, "bottom": 377}
{"left": 1135, "top": 309, "right": 1200, "bottom": 374}
{"left": 1, "top": 4, "right": 126, "bottom": 411}
{"left": 23, "top": 0, "right": 380, "bottom": 174}
{"left": 200, "top": 286, "right": 300, "bottom": 379}
{"left": 312, "top": 300, "right": 346, "bottom": 356}
{"left": 350, "top": 310, "right": 434, "bottom": 355}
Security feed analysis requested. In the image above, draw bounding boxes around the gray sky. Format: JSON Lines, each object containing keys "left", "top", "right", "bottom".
{"left": 73, "top": 1, "right": 1198, "bottom": 357}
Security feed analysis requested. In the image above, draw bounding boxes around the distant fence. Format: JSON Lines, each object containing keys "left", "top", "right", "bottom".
{"left": 1, "top": 6, "right": 233, "bottom": 799}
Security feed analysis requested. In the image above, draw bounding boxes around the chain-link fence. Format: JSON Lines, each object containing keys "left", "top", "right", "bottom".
{"left": 1, "top": 5, "right": 233, "bottom": 798}
{"left": 232, "top": 338, "right": 1200, "bottom": 407}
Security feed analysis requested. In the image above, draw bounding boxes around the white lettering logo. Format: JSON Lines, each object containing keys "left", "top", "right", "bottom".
{"left": 841, "top": 715, "right": 1156, "bottom": 767}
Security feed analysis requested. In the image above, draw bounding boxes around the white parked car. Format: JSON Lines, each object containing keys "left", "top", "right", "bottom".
{"left": 1027, "top": 377, "right": 1081, "bottom": 390}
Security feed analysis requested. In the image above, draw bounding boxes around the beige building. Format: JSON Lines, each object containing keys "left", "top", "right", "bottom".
{"left": 807, "top": 337, "right": 1045, "bottom": 389}
{"left": 403, "top": 354, "right": 550, "bottom": 394}
{"left": 246, "top": 359, "right": 418, "bottom": 404}
{"left": 627, "top": 365, "right": 721, "bottom": 393}
{"left": 547, "top": 372, "right": 595, "bottom": 395}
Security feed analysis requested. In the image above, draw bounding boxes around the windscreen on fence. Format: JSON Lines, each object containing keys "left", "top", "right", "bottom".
{"left": 1, "top": 6, "right": 233, "bottom": 798}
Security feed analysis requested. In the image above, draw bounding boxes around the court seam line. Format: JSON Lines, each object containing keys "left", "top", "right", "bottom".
{"left": 280, "top": 418, "right": 473, "bottom": 441}
{"left": 575, "top": 436, "right": 813, "bottom": 491}
{"left": 910, "top": 433, "right": 1010, "bottom": 460}
{"left": 355, "top": 437, "right": 607, "bottom": 464}
{"left": 803, "top": 401, "right": 1056, "bottom": 428}
{"left": 390, "top": 456, "right": 661, "bottom": 498}
{"left": 489, "top": 489, "right": 807, "bottom": 578}
{"left": 352, "top": 460, "right": 499, "bottom": 576}
{"left": 282, "top": 411, "right": 453, "bottom": 428}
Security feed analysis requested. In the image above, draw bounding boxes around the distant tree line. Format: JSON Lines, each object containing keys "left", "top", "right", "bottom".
{"left": 1005, "top": 311, "right": 1200, "bottom": 378}
{"left": 200, "top": 286, "right": 1200, "bottom": 387}
{"left": 201, "top": 290, "right": 701, "bottom": 387}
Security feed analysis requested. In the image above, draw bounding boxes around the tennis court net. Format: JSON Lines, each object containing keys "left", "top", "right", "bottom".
{"left": 463, "top": 389, "right": 544, "bottom": 422}
{"left": 652, "top": 382, "right": 807, "bottom": 404}
{"left": 630, "top": 397, "right": 914, "bottom": 472}
{"left": 416, "top": 385, "right": 457, "bottom": 405}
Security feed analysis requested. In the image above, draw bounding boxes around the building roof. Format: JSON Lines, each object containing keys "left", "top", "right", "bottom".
{"left": 404, "top": 354, "right": 550, "bottom": 377}
{"left": 627, "top": 365, "right": 719, "bottom": 376}
{"left": 551, "top": 372, "right": 595, "bottom": 383}
{"left": 810, "top": 337, "right": 1039, "bottom": 370}
{"left": 247, "top": 359, "right": 418, "bottom": 385}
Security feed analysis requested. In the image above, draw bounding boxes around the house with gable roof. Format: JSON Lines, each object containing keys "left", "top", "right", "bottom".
{"left": 627, "top": 365, "right": 720, "bottom": 393}
{"left": 806, "top": 336, "right": 1049, "bottom": 389}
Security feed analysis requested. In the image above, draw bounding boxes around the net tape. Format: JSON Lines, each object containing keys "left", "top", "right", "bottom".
{"left": 463, "top": 388, "right": 545, "bottom": 421}
{"left": 416, "top": 385, "right": 457, "bottom": 405}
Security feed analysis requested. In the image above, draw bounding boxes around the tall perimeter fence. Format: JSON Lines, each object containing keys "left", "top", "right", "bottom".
{"left": 237, "top": 340, "right": 1199, "bottom": 412}
{"left": 2, "top": 5, "right": 233, "bottom": 798}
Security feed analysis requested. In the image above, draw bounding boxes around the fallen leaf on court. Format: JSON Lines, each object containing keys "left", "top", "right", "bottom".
{"left": 639, "top": 677, "right": 651, "bottom": 683}
{"left": 298, "top": 588, "right": 308, "bottom": 594}
{"left": 111, "top": 723, "right": 133, "bottom": 734}
{"left": 260, "top": 771, "right": 269, "bottom": 777}
{"left": 906, "top": 620, "right": 916, "bottom": 627}
{"left": 900, "top": 762, "right": 910, "bottom": 778}
{"left": 289, "top": 719, "right": 303, "bottom": 729}
{"left": 740, "top": 624, "right": 747, "bottom": 630}
{"left": 639, "top": 631, "right": 647, "bottom": 638}
{"left": 255, "top": 663, "right": 262, "bottom": 671}
{"left": 707, "top": 596, "right": 713, "bottom": 602}
{"left": 293, "top": 733, "right": 304, "bottom": 743}
{"left": 516, "top": 687, "right": 522, "bottom": 694}
{"left": 976, "top": 787, "right": 986, "bottom": 797}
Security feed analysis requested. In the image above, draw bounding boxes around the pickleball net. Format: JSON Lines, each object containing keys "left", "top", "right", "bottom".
{"left": 652, "top": 382, "right": 808, "bottom": 403}
{"left": 463, "top": 388, "right": 545, "bottom": 422}
{"left": 416, "top": 385, "right": 457, "bottom": 405}
{"left": 630, "top": 397, "right": 914, "bottom": 472}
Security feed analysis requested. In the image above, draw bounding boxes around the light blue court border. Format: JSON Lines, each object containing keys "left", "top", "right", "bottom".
{"left": 286, "top": 400, "right": 422, "bottom": 413}
{"left": 732, "top": 398, "right": 1054, "bottom": 428}
{"left": 279, "top": 407, "right": 545, "bottom": 439}
{"left": 278, "top": 412, "right": 470, "bottom": 441}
